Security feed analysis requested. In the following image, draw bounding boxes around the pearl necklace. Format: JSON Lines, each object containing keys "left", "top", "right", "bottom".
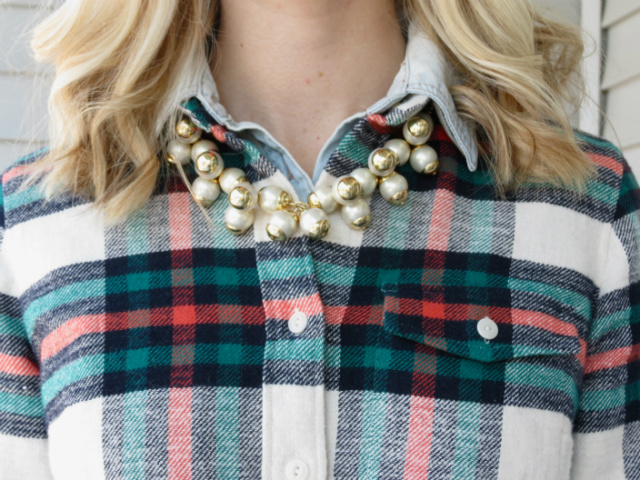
{"left": 166, "top": 112, "right": 439, "bottom": 241}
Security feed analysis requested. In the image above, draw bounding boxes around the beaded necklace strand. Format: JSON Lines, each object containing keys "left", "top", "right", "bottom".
{"left": 166, "top": 112, "right": 439, "bottom": 241}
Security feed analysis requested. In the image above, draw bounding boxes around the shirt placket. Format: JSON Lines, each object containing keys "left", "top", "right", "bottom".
{"left": 255, "top": 235, "right": 327, "bottom": 480}
{"left": 182, "top": 95, "right": 431, "bottom": 480}
{"left": 241, "top": 142, "right": 329, "bottom": 480}
{"left": 183, "top": 98, "right": 329, "bottom": 479}
{"left": 247, "top": 109, "right": 414, "bottom": 480}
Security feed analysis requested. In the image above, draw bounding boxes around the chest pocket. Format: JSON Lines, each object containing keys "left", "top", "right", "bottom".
{"left": 380, "top": 283, "right": 582, "bottom": 362}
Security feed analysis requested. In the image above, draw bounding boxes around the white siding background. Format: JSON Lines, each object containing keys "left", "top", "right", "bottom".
{"left": 0, "top": 0, "right": 54, "bottom": 171}
{"left": 602, "top": 1, "right": 640, "bottom": 168}
{"left": 0, "top": 1, "right": 638, "bottom": 173}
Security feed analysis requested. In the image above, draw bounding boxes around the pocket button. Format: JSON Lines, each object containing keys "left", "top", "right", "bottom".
{"left": 477, "top": 316, "right": 499, "bottom": 340}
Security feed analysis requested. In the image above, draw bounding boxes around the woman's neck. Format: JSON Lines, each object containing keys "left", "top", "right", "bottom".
{"left": 211, "top": 0, "right": 406, "bottom": 177}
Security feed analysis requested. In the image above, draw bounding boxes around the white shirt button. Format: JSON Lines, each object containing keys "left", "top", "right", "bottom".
{"left": 288, "top": 310, "right": 308, "bottom": 334}
{"left": 477, "top": 316, "right": 499, "bottom": 340}
{"left": 285, "top": 459, "right": 309, "bottom": 480}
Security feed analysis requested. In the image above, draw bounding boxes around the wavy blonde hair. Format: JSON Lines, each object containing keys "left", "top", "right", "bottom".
{"left": 28, "top": 0, "right": 594, "bottom": 222}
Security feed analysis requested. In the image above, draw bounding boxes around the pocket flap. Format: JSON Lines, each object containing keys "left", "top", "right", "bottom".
{"left": 381, "top": 283, "right": 581, "bottom": 363}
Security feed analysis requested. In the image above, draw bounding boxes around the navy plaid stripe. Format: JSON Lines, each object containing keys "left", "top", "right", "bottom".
{"left": 1, "top": 95, "right": 639, "bottom": 478}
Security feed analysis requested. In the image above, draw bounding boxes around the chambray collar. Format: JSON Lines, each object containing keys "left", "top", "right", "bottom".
{"left": 174, "top": 20, "right": 479, "bottom": 174}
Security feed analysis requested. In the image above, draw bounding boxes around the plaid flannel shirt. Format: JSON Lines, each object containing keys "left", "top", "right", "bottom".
{"left": 1, "top": 22, "right": 639, "bottom": 480}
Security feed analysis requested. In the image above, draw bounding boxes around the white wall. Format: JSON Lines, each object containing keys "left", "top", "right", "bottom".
{"left": 534, "top": 0, "right": 582, "bottom": 24}
{"left": 601, "top": 1, "right": 640, "bottom": 171}
{"left": 0, "top": 1, "right": 53, "bottom": 172}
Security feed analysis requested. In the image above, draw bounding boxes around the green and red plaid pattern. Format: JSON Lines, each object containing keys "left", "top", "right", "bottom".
{"left": 1, "top": 95, "right": 639, "bottom": 479}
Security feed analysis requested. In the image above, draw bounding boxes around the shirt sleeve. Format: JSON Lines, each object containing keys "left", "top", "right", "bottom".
{"left": 571, "top": 157, "right": 640, "bottom": 479}
{"left": 0, "top": 172, "right": 54, "bottom": 479}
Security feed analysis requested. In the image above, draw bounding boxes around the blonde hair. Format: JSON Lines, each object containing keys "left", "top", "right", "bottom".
{"left": 402, "top": 0, "right": 595, "bottom": 195}
{"left": 29, "top": 0, "right": 218, "bottom": 219}
{"left": 28, "top": 0, "right": 594, "bottom": 222}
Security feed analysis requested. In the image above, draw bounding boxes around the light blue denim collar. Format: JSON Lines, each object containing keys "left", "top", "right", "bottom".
{"left": 175, "top": 21, "right": 478, "bottom": 197}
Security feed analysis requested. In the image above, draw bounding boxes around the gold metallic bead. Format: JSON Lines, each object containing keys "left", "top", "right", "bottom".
{"left": 167, "top": 154, "right": 176, "bottom": 165}
{"left": 350, "top": 215, "right": 372, "bottom": 230}
{"left": 307, "top": 192, "right": 322, "bottom": 209}
{"left": 404, "top": 114, "right": 434, "bottom": 146}
{"left": 195, "top": 152, "right": 219, "bottom": 176}
{"left": 307, "top": 219, "right": 330, "bottom": 239}
{"left": 389, "top": 190, "right": 409, "bottom": 206}
{"left": 407, "top": 116, "right": 430, "bottom": 138}
{"left": 335, "top": 177, "right": 362, "bottom": 201}
{"left": 278, "top": 191, "right": 292, "bottom": 210}
{"left": 285, "top": 202, "right": 310, "bottom": 221}
{"left": 229, "top": 185, "right": 255, "bottom": 210}
{"left": 369, "top": 148, "right": 398, "bottom": 176}
{"left": 266, "top": 224, "right": 287, "bottom": 242}
{"left": 176, "top": 117, "right": 198, "bottom": 139}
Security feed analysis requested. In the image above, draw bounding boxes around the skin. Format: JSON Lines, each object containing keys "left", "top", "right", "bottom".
{"left": 211, "top": 0, "right": 407, "bottom": 178}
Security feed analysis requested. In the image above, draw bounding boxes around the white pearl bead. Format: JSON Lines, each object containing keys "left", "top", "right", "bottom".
{"left": 224, "top": 206, "right": 254, "bottom": 235}
{"left": 190, "top": 140, "right": 219, "bottom": 162}
{"left": 167, "top": 139, "right": 192, "bottom": 165}
{"left": 191, "top": 177, "right": 221, "bottom": 207}
{"left": 266, "top": 210, "right": 298, "bottom": 241}
{"left": 219, "top": 168, "right": 247, "bottom": 194}
{"left": 309, "top": 186, "right": 338, "bottom": 213}
{"left": 379, "top": 173, "right": 409, "bottom": 205}
{"left": 341, "top": 198, "right": 371, "bottom": 230}
{"left": 258, "top": 185, "right": 290, "bottom": 214}
{"left": 383, "top": 139, "right": 411, "bottom": 166}
{"left": 299, "top": 208, "right": 330, "bottom": 239}
{"left": 350, "top": 168, "right": 378, "bottom": 196}
{"left": 332, "top": 176, "right": 362, "bottom": 206}
{"left": 403, "top": 112, "right": 434, "bottom": 146}
{"left": 410, "top": 145, "right": 439, "bottom": 175}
